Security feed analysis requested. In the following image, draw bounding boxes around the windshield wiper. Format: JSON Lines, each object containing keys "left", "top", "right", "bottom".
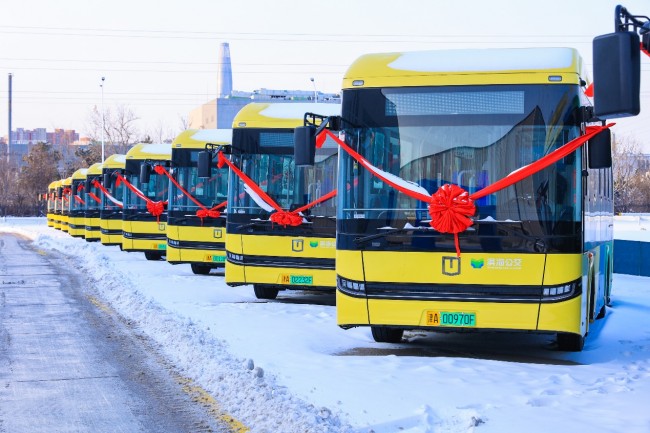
{"left": 354, "top": 227, "right": 416, "bottom": 245}
{"left": 236, "top": 220, "right": 270, "bottom": 231}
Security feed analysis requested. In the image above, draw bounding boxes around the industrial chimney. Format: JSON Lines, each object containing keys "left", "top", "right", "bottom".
{"left": 217, "top": 43, "right": 233, "bottom": 98}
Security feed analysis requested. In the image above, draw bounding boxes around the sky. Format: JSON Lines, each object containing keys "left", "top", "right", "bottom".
{"left": 1, "top": 0, "right": 650, "bottom": 149}
{"left": 2, "top": 216, "right": 650, "bottom": 432}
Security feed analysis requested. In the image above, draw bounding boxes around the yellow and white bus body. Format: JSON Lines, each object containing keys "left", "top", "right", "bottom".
{"left": 83, "top": 162, "right": 104, "bottom": 242}
{"left": 122, "top": 143, "right": 172, "bottom": 260}
{"left": 46, "top": 180, "right": 58, "bottom": 228}
{"left": 100, "top": 154, "right": 126, "bottom": 246}
{"left": 68, "top": 168, "right": 88, "bottom": 238}
{"left": 167, "top": 129, "right": 232, "bottom": 274}
{"left": 60, "top": 176, "right": 72, "bottom": 234}
{"left": 336, "top": 48, "right": 613, "bottom": 351}
{"left": 226, "top": 102, "right": 340, "bottom": 299}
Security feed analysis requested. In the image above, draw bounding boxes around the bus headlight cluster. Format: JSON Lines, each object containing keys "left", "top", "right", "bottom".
{"left": 542, "top": 280, "right": 579, "bottom": 300}
{"left": 337, "top": 276, "right": 365, "bottom": 294}
{"left": 227, "top": 252, "right": 244, "bottom": 263}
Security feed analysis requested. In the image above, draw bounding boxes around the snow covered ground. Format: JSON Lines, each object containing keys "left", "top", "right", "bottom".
{"left": 2, "top": 216, "right": 650, "bottom": 433}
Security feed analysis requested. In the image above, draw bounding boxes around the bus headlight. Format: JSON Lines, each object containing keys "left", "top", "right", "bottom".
{"left": 542, "top": 280, "right": 580, "bottom": 301}
{"left": 337, "top": 275, "right": 365, "bottom": 295}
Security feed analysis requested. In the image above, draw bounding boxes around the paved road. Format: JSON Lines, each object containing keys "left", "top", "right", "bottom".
{"left": 0, "top": 233, "right": 232, "bottom": 433}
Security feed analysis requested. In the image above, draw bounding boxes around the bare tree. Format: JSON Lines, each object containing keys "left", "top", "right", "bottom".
{"left": 612, "top": 135, "right": 643, "bottom": 213}
{"left": 0, "top": 154, "right": 19, "bottom": 216}
{"left": 86, "top": 104, "right": 140, "bottom": 156}
{"left": 17, "top": 143, "right": 62, "bottom": 216}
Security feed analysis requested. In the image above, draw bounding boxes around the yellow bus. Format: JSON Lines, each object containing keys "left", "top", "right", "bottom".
{"left": 46, "top": 180, "right": 58, "bottom": 228}
{"left": 166, "top": 129, "right": 232, "bottom": 274}
{"left": 100, "top": 154, "right": 126, "bottom": 246}
{"left": 314, "top": 47, "right": 616, "bottom": 351}
{"left": 68, "top": 168, "right": 88, "bottom": 238}
{"left": 225, "top": 102, "right": 340, "bottom": 299}
{"left": 52, "top": 180, "right": 63, "bottom": 230}
{"left": 83, "top": 162, "right": 104, "bottom": 242}
{"left": 122, "top": 143, "right": 171, "bottom": 260}
{"left": 60, "top": 176, "right": 72, "bottom": 233}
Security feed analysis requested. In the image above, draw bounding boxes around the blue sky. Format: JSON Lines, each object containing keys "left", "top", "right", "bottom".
{"left": 1, "top": 0, "right": 649, "bottom": 148}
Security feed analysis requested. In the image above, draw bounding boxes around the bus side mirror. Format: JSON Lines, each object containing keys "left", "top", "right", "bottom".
{"left": 103, "top": 173, "right": 112, "bottom": 188}
{"left": 140, "top": 163, "right": 151, "bottom": 184}
{"left": 593, "top": 31, "right": 641, "bottom": 118}
{"left": 588, "top": 128, "right": 612, "bottom": 169}
{"left": 294, "top": 125, "right": 317, "bottom": 167}
{"left": 198, "top": 151, "right": 212, "bottom": 178}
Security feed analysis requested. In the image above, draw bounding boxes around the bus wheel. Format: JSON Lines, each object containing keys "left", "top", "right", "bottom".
{"left": 371, "top": 326, "right": 404, "bottom": 343}
{"left": 253, "top": 285, "right": 279, "bottom": 300}
{"left": 557, "top": 333, "right": 585, "bottom": 352}
{"left": 144, "top": 251, "right": 164, "bottom": 261}
{"left": 191, "top": 264, "right": 211, "bottom": 275}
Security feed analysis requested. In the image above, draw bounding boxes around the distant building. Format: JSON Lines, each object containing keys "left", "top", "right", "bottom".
{"left": 188, "top": 42, "right": 340, "bottom": 130}
{"left": 3, "top": 127, "right": 81, "bottom": 167}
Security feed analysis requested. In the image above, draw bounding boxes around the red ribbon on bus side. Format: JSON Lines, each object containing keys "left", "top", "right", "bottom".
{"left": 152, "top": 165, "right": 227, "bottom": 224}
{"left": 88, "top": 192, "right": 102, "bottom": 204}
{"left": 216, "top": 151, "right": 337, "bottom": 227}
{"left": 91, "top": 179, "right": 123, "bottom": 209}
{"left": 114, "top": 173, "right": 167, "bottom": 221}
{"left": 74, "top": 195, "right": 85, "bottom": 205}
{"left": 317, "top": 123, "right": 614, "bottom": 256}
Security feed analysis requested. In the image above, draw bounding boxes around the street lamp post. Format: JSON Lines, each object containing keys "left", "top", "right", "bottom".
{"left": 310, "top": 77, "right": 317, "bottom": 103}
{"left": 100, "top": 76, "right": 105, "bottom": 162}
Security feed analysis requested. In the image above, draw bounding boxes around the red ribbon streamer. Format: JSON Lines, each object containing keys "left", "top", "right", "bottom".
{"left": 217, "top": 151, "right": 336, "bottom": 227}
{"left": 74, "top": 195, "right": 86, "bottom": 205}
{"left": 114, "top": 173, "right": 167, "bottom": 221}
{"left": 318, "top": 123, "right": 614, "bottom": 256}
{"left": 92, "top": 179, "right": 123, "bottom": 209}
{"left": 153, "top": 164, "right": 227, "bottom": 224}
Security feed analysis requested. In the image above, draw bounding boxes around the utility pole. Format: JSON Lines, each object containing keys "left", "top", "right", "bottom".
{"left": 100, "top": 76, "right": 105, "bottom": 162}
{"left": 7, "top": 73, "right": 12, "bottom": 163}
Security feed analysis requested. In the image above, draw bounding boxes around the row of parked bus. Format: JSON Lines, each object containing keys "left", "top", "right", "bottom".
{"left": 45, "top": 102, "right": 340, "bottom": 299}
{"left": 43, "top": 27, "right": 645, "bottom": 351}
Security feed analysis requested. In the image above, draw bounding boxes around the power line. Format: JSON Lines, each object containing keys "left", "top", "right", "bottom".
{"left": 1, "top": 24, "right": 598, "bottom": 39}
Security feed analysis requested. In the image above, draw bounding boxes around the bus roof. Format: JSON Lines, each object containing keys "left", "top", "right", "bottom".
{"left": 48, "top": 180, "right": 59, "bottom": 189}
{"left": 125, "top": 143, "right": 172, "bottom": 161}
{"left": 71, "top": 168, "right": 88, "bottom": 180}
{"left": 62, "top": 177, "right": 72, "bottom": 186}
{"left": 102, "top": 154, "right": 126, "bottom": 169}
{"left": 172, "top": 129, "right": 232, "bottom": 150}
{"left": 86, "top": 162, "right": 103, "bottom": 176}
{"left": 343, "top": 47, "right": 585, "bottom": 89}
{"left": 233, "top": 102, "right": 341, "bottom": 129}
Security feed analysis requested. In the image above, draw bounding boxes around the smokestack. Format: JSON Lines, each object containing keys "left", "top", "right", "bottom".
{"left": 217, "top": 43, "right": 233, "bottom": 98}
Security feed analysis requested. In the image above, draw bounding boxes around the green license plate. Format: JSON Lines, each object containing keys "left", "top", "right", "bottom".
{"left": 426, "top": 311, "right": 476, "bottom": 327}
{"left": 281, "top": 274, "right": 313, "bottom": 285}
{"left": 211, "top": 255, "right": 226, "bottom": 263}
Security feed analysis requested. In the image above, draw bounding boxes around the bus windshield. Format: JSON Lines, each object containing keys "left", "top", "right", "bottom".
{"left": 228, "top": 129, "right": 337, "bottom": 218}
{"left": 124, "top": 170, "right": 168, "bottom": 210}
{"left": 169, "top": 150, "right": 228, "bottom": 212}
{"left": 339, "top": 84, "right": 583, "bottom": 251}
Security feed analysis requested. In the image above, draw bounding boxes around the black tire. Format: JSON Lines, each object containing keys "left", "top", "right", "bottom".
{"left": 371, "top": 326, "right": 404, "bottom": 343}
{"left": 557, "top": 333, "right": 585, "bottom": 352}
{"left": 253, "top": 285, "right": 279, "bottom": 300}
{"left": 144, "top": 251, "right": 164, "bottom": 261}
{"left": 191, "top": 264, "right": 211, "bottom": 275}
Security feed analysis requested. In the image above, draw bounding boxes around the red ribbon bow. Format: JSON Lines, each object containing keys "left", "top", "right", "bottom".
{"left": 269, "top": 211, "right": 304, "bottom": 227}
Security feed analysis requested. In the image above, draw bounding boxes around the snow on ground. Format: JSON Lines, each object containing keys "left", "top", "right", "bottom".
{"left": 2, "top": 216, "right": 650, "bottom": 433}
